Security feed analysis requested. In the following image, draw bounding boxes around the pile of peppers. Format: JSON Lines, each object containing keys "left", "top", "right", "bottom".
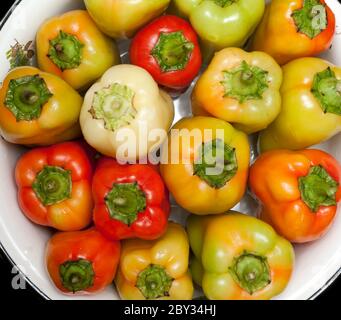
{"left": 1, "top": 0, "right": 340, "bottom": 300}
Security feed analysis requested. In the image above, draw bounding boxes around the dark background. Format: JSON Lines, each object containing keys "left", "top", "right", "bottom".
{"left": 0, "top": 0, "right": 340, "bottom": 301}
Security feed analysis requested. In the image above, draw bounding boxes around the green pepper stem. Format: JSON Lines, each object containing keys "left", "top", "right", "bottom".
{"left": 337, "top": 81, "right": 341, "bottom": 94}
{"left": 194, "top": 139, "right": 238, "bottom": 189}
{"left": 292, "top": 0, "right": 327, "bottom": 39}
{"left": 113, "top": 197, "right": 127, "bottom": 206}
{"left": 90, "top": 83, "right": 137, "bottom": 131}
{"left": 105, "top": 182, "right": 146, "bottom": 226}
{"left": 136, "top": 265, "right": 173, "bottom": 299}
{"left": 48, "top": 30, "right": 84, "bottom": 71}
{"left": 229, "top": 252, "right": 271, "bottom": 295}
{"left": 4, "top": 75, "right": 52, "bottom": 121}
{"left": 311, "top": 67, "right": 341, "bottom": 115}
{"left": 221, "top": 61, "right": 269, "bottom": 103}
{"left": 299, "top": 165, "right": 339, "bottom": 212}
{"left": 24, "top": 91, "right": 39, "bottom": 104}
{"left": 59, "top": 259, "right": 94, "bottom": 293}
{"left": 310, "top": 6, "right": 320, "bottom": 18}
{"left": 152, "top": 31, "right": 194, "bottom": 73}
{"left": 241, "top": 70, "right": 254, "bottom": 83}
{"left": 213, "top": 0, "right": 237, "bottom": 8}
{"left": 32, "top": 166, "right": 72, "bottom": 206}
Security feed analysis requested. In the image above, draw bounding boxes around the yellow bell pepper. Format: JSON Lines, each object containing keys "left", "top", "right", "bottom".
{"left": 0, "top": 66, "right": 82, "bottom": 146}
{"left": 160, "top": 116, "right": 250, "bottom": 215}
{"left": 188, "top": 212, "right": 295, "bottom": 300}
{"left": 192, "top": 48, "right": 282, "bottom": 134}
{"left": 80, "top": 64, "right": 174, "bottom": 161}
{"left": 115, "top": 222, "right": 193, "bottom": 300}
{"left": 84, "top": 0, "right": 171, "bottom": 39}
{"left": 259, "top": 57, "right": 341, "bottom": 152}
{"left": 36, "top": 10, "right": 120, "bottom": 91}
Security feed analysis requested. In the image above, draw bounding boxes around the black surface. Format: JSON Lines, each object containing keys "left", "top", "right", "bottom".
{"left": 0, "top": 0, "right": 340, "bottom": 301}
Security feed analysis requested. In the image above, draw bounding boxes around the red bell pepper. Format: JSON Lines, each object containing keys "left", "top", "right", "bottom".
{"left": 249, "top": 149, "right": 341, "bottom": 243}
{"left": 130, "top": 15, "right": 202, "bottom": 91}
{"left": 93, "top": 158, "right": 170, "bottom": 241}
{"left": 46, "top": 228, "right": 120, "bottom": 294}
{"left": 15, "top": 142, "right": 93, "bottom": 231}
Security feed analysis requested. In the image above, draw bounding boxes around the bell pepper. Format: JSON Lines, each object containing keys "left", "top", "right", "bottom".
{"left": 36, "top": 10, "right": 120, "bottom": 91}
{"left": 251, "top": 0, "right": 336, "bottom": 65}
{"left": 188, "top": 212, "right": 294, "bottom": 300}
{"left": 15, "top": 142, "right": 94, "bottom": 231}
{"left": 249, "top": 149, "right": 341, "bottom": 243}
{"left": 191, "top": 48, "right": 282, "bottom": 134}
{"left": 115, "top": 222, "right": 193, "bottom": 300}
{"left": 80, "top": 64, "right": 174, "bottom": 161}
{"left": 92, "top": 157, "right": 170, "bottom": 241}
{"left": 259, "top": 57, "right": 341, "bottom": 152}
{"left": 160, "top": 116, "right": 250, "bottom": 215}
{"left": 46, "top": 228, "right": 120, "bottom": 294}
{"left": 84, "top": 0, "right": 171, "bottom": 39}
{"left": 0, "top": 66, "right": 82, "bottom": 146}
{"left": 169, "top": 0, "right": 265, "bottom": 59}
{"left": 130, "top": 15, "right": 202, "bottom": 92}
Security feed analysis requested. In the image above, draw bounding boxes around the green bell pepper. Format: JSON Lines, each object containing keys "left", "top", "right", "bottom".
{"left": 169, "top": 0, "right": 265, "bottom": 60}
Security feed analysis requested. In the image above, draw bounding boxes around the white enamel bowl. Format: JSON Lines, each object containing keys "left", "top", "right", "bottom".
{"left": 0, "top": 0, "right": 340, "bottom": 300}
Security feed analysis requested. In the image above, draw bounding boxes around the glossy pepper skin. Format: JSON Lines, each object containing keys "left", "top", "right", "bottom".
{"left": 251, "top": 0, "right": 336, "bottom": 65}
{"left": 188, "top": 212, "right": 294, "bottom": 300}
{"left": 259, "top": 58, "right": 341, "bottom": 152}
{"left": 249, "top": 149, "right": 341, "bottom": 243}
{"left": 36, "top": 10, "right": 120, "bottom": 91}
{"left": 160, "top": 116, "right": 250, "bottom": 215}
{"left": 15, "top": 142, "right": 94, "bottom": 231}
{"left": 93, "top": 158, "right": 170, "bottom": 241}
{"left": 169, "top": 0, "right": 265, "bottom": 58}
{"left": 192, "top": 48, "right": 282, "bottom": 134}
{"left": 84, "top": 0, "right": 171, "bottom": 39}
{"left": 0, "top": 66, "right": 82, "bottom": 146}
{"left": 115, "top": 222, "right": 193, "bottom": 300}
{"left": 130, "top": 15, "right": 202, "bottom": 92}
{"left": 46, "top": 228, "right": 120, "bottom": 294}
{"left": 80, "top": 64, "right": 174, "bottom": 161}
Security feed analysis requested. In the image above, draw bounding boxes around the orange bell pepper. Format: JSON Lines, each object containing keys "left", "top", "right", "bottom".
{"left": 191, "top": 48, "right": 282, "bottom": 134}
{"left": 46, "top": 228, "right": 120, "bottom": 294}
{"left": 249, "top": 149, "right": 341, "bottom": 243}
{"left": 36, "top": 10, "right": 120, "bottom": 91}
{"left": 15, "top": 142, "right": 94, "bottom": 231}
{"left": 251, "top": 0, "right": 336, "bottom": 65}
{"left": 0, "top": 66, "right": 82, "bottom": 146}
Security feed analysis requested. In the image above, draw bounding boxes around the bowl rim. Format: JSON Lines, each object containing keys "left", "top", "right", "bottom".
{"left": 0, "top": 0, "right": 52, "bottom": 300}
{"left": 0, "top": 0, "right": 340, "bottom": 301}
